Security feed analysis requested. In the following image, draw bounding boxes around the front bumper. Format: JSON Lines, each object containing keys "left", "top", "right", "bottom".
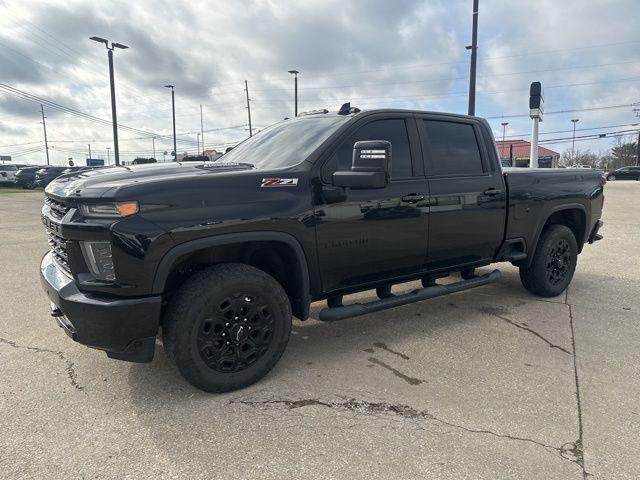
{"left": 40, "top": 251, "right": 162, "bottom": 362}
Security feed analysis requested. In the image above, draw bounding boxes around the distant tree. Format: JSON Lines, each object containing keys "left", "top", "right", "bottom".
{"left": 611, "top": 136, "right": 637, "bottom": 169}
{"left": 560, "top": 149, "right": 599, "bottom": 168}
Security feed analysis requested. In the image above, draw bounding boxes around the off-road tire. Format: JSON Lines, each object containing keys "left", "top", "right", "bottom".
{"left": 162, "top": 263, "right": 292, "bottom": 392}
{"left": 519, "top": 224, "right": 577, "bottom": 297}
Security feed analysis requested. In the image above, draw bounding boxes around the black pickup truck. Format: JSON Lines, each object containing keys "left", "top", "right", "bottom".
{"left": 40, "top": 106, "right": 604, "bottom": 392}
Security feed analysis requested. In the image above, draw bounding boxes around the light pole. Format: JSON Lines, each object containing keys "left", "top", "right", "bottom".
{"left": 571, "top": 118, "right": 579, "bottom": 164}
{"left": 90, "top": 36, "right": 128, "bottom": 166}
{"left": 106, "top": 146, "right": 111, "bottom": 165}
{"left": 501, "top": 121, "right": 508, "bottom": 161}
{"left": 152, "top": 137, "right": 156, "bottom": 160}
{"left": 164, "top": 85, "right": 177, "bottom": 161}
{"left": 197, "top": 133, "right": 201, "bottom": 157}
{"left": 288, "top": 69, "right": 299, "bottom": 117}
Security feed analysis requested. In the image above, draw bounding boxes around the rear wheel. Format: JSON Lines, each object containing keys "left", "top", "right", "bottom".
{"left": 519, "top": 225, "right": 577, "bottom": 297}
{"left": 162, "top": 263, "right": 291, "bottom": 392}
{"left": 608, "top": 174, "right": 616, "bottom": 181}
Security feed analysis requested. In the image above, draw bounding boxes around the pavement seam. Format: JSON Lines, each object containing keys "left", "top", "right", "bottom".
{"left": 0, "top": 337, "right": 85, "bottom": 392}
{"left": 566, "top": 301, "right": 589, "bottom": 479}
{"left": 230, "top": 397, "right": 584, "bottom": 471}
{"left": 494, "top": 313, "right": 572, "bottom": 355}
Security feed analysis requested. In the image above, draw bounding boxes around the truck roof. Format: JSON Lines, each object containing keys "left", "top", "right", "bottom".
{"left": 301, "top": 107, "right": 482, "bottom": 121}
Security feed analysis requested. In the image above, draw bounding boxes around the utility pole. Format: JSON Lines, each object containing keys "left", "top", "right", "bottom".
{"left": 152, "top": 137, "right": 156, "bottom": 159}
{"left": 245, "top": 80, "right": 253, "bottom": 137}
{"left": 90, "top": 36, "right": 128, "bottom": 166}
{"left": 501, "top": 121, "right": 508, "bottom": 161}
{"left": 164, "top": 85, "right": 177, "bottom": 161}
{"left": 197, "top": 133, "right": 201, "bottom": 156}
{"left": 106, "top": 146, "right": 111, "bottom": 165}
{"left": 40, "top": 104, "right": 50, "bottom": 165}
{"left": 466, "top": 0, "right": 479, "bottom": 116}
{"left": 636, "top": 130, "right": 640, "bottom": 166}
{"left": 200, "top": 104, "right": 205, "bottom": 155}
{"left": 571, "top": 118, "right": 579, "bottom": 164}
{"left": 88, "top": 143, "right": 92, "bottom": 160}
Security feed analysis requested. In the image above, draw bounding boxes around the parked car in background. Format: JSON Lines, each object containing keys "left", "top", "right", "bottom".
{"left": 34, "top": 166, "right": 68, "bottom": 188}
{"left": 15, "top": 166, "right": 46, "bottom": 189}
{"left": 606, "top": 166, "right": 640, "bottom": 181}
{"left": 0, "top": 164, "right": 18, "bottom": 184}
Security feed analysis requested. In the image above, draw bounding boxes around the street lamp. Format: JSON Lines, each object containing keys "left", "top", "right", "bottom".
{"left": 571, "top": 118, "right": 580, "bottom": 164}
{"left": 152, "top": 137, "right": 156, "bottom": 160}
{"left": 288, "top": 69, "right": 299, "bottom": 117}
{"left": 90, "top": 36, "right": 128, "bottom": 166}
{"left": 164, "top": 85, "right": 177, "bottom": 161}
{"left": 197, "top": 133, "right": 201, "bottom": 157}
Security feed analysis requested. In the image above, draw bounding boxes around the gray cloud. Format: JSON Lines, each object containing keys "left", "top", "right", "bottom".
{"left": 0, "top": 0, "right": 638, "bottom": 164}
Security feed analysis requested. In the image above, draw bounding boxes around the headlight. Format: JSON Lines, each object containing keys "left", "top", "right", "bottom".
{"left": 80, "top": 201, "right": 138, "bottom": 218}
{"left": 80, "top": 241, "right": 116, "bottom": 281}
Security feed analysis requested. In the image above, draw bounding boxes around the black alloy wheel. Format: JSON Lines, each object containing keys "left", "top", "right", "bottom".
{"left": 545, "top": 238, "right": 571, "bottom": 286}
{"left": 197, "top": 292, "right": 274, "bottom": 373}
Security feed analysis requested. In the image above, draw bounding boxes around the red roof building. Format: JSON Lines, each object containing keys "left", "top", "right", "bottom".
{"left": 496, "top": 140, "right": 560, "bottom": 168}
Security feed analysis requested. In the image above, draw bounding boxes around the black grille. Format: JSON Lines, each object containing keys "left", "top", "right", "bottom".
{"left": 44, "top": 196, "right": 71, "bottom": 220}
{"left": 47, "top": 229, "right": 71, "bottom": 273}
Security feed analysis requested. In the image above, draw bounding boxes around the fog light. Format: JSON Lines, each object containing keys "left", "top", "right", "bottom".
{"left": 80, "top": 241, "right": 115, "bottom": 281}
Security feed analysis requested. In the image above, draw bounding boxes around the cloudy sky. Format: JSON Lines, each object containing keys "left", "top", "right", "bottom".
{"left": 1, "top": 0, "right": 639, "bottom": 165}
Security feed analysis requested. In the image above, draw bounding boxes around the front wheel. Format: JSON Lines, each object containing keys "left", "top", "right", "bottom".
{"left": 519, "top": 225, "right": 577, "bottom": 297}
{"left": 162, "top": 263, "right": 292, "bottom": 392}
{"left": 607, "top": 174, "right": 616, "bottom": 181}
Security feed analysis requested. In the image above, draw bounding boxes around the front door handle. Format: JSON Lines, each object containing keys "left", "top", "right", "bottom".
{"left": 401, "top": 194, "right": 426, "bottom": 203}
{"left": 483, "top": 188, "right": 503, "bottom": 196}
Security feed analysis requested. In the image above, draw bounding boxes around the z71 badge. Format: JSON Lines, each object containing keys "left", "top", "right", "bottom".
{"left": 261, "top": 178, "right": 298, "bottom": 187}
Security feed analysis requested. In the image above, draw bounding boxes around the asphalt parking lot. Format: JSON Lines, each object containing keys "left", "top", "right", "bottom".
{"left": 1, "top": 182, "right": 638, "bottom": 480}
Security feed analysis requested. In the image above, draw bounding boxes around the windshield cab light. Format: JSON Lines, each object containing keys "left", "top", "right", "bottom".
{"left": 80, "top": 201, "right": 138, "bottom": 218}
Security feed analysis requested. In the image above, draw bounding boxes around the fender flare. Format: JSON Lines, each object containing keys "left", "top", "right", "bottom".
{"left": 527, "top": 203, "right": 587, "bottom": 265}
{"left": 152, "top": 231, "right": 311, "bottom": 319}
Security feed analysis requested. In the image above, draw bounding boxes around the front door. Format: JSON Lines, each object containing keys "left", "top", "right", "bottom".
{"left": 314, "top": 116, "right": 430, "bottom": 293}
{"left": 417, "top": 117, "right": 506, "bottom": 270}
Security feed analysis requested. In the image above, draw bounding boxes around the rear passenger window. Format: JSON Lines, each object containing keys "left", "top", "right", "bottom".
{"left": 423, "top": 120, "right": 484, "bottom": 176}
{"left": 324, "top": 119, "right": 413, "bottom": 180}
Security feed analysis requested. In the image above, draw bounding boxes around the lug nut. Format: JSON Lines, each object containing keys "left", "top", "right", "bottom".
{"left": 225, "top": 322, "right": 230, "bottom": 327}
{"left": 222, "top": 333, "right": 226, "bottom": 337}
{"left": 226, "top": 341, "right": 230, "bottom": 345}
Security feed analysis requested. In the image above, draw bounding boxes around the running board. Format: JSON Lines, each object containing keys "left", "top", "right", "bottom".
{"left": 318, "top": 269, "right": 501, "bottom": 322}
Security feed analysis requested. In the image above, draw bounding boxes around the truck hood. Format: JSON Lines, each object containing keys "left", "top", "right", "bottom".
{"left": 45, "top": 162, "right": 255, "bottom": 199}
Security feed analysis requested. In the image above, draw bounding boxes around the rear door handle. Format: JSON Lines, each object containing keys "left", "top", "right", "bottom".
{"left": 402, "top": 194, "right": 426, "bottom": 203}
{"left": 483, "top": 188, "right": 503, "bottom": 196}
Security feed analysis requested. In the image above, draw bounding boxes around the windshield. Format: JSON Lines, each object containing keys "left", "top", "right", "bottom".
{"left": 220, "top": 116, "right": 348, "bottom": 170}
{"left": 0, "top": 165, "right": 17, "bottom": 171}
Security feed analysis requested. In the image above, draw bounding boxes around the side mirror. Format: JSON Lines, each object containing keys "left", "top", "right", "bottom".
{"left": 332, "top": 140, "right": 391, "bottom": 189}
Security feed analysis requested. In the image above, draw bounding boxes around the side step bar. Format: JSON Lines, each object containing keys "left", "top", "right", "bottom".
{"left": 318, "top": 269, "right": 501, "bottom": 322}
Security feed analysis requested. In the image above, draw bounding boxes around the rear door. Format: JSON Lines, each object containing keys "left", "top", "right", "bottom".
{"left": 417, "top": 116, "right": 506, "bottom": 270}
{"left": 314, "top": 114, "right": 430, "bottom": 293}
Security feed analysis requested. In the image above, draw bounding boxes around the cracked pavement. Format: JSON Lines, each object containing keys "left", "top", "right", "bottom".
{"left": 1, "top": 182, "right": 638, "bottom": 479}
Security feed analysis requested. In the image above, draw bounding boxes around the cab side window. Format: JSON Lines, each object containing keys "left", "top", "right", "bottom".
{"left": 423, "top": 120, "right": 484, "bottom": 176}
{"left": 323, "top": 119, "right": 413, "bottom": 181}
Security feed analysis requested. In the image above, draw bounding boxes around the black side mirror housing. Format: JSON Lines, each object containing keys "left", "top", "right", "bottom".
{"left": 332, "top": 140, "right": 391, "bottom": 189}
